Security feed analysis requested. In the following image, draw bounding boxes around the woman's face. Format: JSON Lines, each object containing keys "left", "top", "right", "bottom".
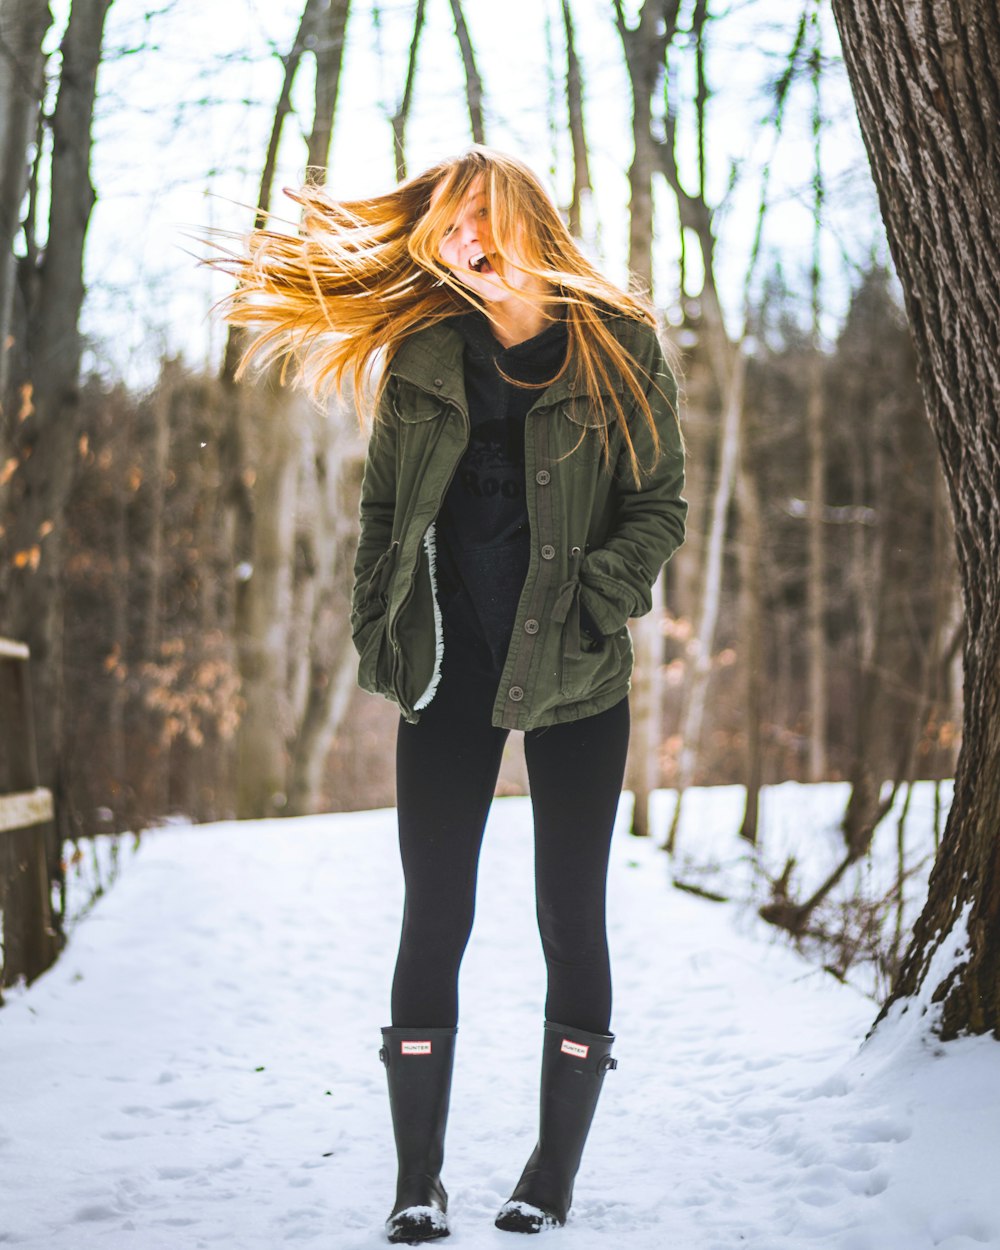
{"left": 430, "top": 177, "right": 546, "bottom": 305}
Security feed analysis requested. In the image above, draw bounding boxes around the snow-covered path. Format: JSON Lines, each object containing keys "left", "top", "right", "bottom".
{"left": 2, "top": 793, "right": 999, "bottom": 1249}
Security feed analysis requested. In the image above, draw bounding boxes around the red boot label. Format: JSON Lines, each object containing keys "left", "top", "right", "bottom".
{"left": 560, "top": 1039, "right": 589, "bottom": 1059}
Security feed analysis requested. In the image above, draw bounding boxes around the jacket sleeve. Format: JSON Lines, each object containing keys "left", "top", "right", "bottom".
{"left": 577, "top": 326, "right": 687, "bottom": 636}
{"left": 350, "top": 380, "right": 399, "bottom": 646}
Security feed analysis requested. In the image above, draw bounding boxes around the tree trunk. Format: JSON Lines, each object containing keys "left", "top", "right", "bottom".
{"left": 447, "top": 0, "right": 485, "bottom": 144}
{"left": 226, "top": 0, "right": 355, "bottom": 818}
{"left": 613, "top": 1, "right": 681, "bottom": 836}
{"left": 234, "top": 385, "right": 302, "bottom": 818}
{"left": 0, "top": 0, "right": 52, "bottom": 405}
{"left": 390, "top": 0, "right": 426, "bottom": 181}
{"left": 613, "top": 0, "right": 678, "bottom": 292}
{"left": 561, "top": 0, "right": 594, "bottom": 245}
{"left": 284, "top": 401, "right": 361, "bottom": 815}
{"left": 736, "top": 455, "right": 763, "bottom": 845}
{"left": 625, "top": 573, "right": 663, "bottom": 838}
{"left": 806, "top": 14, "right": 828, "bottom": 782}
{"left": 305, "top": 0, "right": 351, "bottom": 173}
{"left": 668, "top": 344, "right": 745, "bottom": 847}
{"left": 3, "top": 0, "right": 114, "bottom": 864}
{"left": 805, "top": 349, "right": 827, "bottom": 781}
{"left": 221, "top": 0, "right": 322, "bottom": 384}
{"left": 830, "top": 0, "right": 1000, "bottom": 1039}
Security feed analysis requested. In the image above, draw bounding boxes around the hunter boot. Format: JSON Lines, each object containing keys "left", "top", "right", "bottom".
{"left": 379, "top": 1025, "right": 457, "bottom": 1244}
{"left": 495, "top": 1020, "right": 617, "bottom": 1233}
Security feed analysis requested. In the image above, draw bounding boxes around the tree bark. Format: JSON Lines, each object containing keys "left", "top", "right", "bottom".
{"left": 625, "top": 573, "right": 663, "bottom": 838}
{"left": 305, "top": 0, "right": 351, "bottom": 174}
{"left": 224, "top": 0, "right": 356, "bottom": 817}
{"left": 447, "top": 0, "right": 485, "bottom": 145}
{"left": 736, "top": 454, "right": 763, "bottom": 845}
{"left": 669, "top": 346, "right": 745, "bottom": 831}
{"left": 613, "top": 0, "right": 678, "bottom": 292}
{"left": 390, "top": 0, "right": 426, "bottom": 181}
{"left": 805, "top": 349, "right": 827, "bottom": 780}
{"left": 561, "top": 0, "right": 593, "bottom": 244}
{"left": 221, "top": 0, "right": 322, "bottom": 385}
{"left": 0, "top": 0, "right": 52, "bottom": 406}
{"left": 806, "top": 14, "right": 828, "bottom": 782}
{"left": 612, "top": 2, "right": 682, "bottom": 831}
{"left": 233, "top": 385, "right": 301, "bottom": 818}
{"left": 830, "top": 0, "right": 1000, "bottom": 1039}
{"left": 3, "top": 0, "right": 114, "bottom": 865}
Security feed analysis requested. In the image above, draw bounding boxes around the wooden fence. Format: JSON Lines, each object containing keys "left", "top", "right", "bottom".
{"left": 0, "top": 637, "right": 59, "bottom": 998}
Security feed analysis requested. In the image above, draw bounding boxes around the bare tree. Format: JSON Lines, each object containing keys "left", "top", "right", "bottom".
{"left": 805, "top": 10, "right": 828, "bottom": 781}
{"left": 447, "top": 0, "right": 485, "bottom": 144}
{"left": 561, "top": 0, "right": 593, "bottom": 243}
{"left": 0, "top": 0, "right": 52, "bottom": 404}
{"left": 3, "top": 0, "right": 115, "bottom": 863}
{"left": 612, "top": 0, "right": 679, "bottom": 293}
{"left": 390, "top": 0, "right": 426, "bottom": 181}
{"left": 306, "top": 0, "right": 351, "bottom": 172}
{"left": 612, "top": 0, "right": 683, "bottom": 837}
{"left": 221, "top": 0, "right": 356, "bottom": 818}
{"left": 830, "top": 0, "right": 1000, "bottom": 1039}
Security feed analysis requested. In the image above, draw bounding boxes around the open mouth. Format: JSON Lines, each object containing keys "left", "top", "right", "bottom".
{"left": 469, "top": 252, "right": 494, "bottom": 275}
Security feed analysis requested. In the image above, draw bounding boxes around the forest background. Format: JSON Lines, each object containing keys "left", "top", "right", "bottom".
{"left": 0, "top": 0, "right": 973, "bottom": 1013}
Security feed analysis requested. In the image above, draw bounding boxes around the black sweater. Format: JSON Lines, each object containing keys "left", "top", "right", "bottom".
{"left": 436, "top": 308, "right": 569, "bottom": 670}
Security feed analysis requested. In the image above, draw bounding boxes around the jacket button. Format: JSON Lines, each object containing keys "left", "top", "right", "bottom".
{"left": 535, "top": 469, "right": 551, "bottom": 485}
{"left": 508, "top": 686, "right": 524, "bottom": 702}
{"left": 433, "top": 377, "right": 444, "bottom": 387}
{"left": 524, "top": 619, "right": 539, "bottom": 634}
{"left": 540, "top": 544, "right": 555, "bottom": 560}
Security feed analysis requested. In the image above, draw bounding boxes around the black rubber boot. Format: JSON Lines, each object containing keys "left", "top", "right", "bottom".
{"left": 495, "top": 1021, "right": 617, "bottom": 1233}
{"left": 380, "top": 1026, "right": 457, "bottom": 1244}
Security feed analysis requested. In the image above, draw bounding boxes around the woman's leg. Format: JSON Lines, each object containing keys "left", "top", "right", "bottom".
{"left": 496, "top": 698, "right": 629, "bottom": 1234}
{"left": 391, "top": 640, "right": 508, "bottom": 1028}
{"left": 522, "top": 696, "right": 631, "bottom": 1034}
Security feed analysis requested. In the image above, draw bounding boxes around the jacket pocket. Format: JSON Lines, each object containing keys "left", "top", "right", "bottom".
{"left": 558, "top": 595, "right": 628, "bottom": 700}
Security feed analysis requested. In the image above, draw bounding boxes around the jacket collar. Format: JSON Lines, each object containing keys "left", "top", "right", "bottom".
{"left": 387, "top": 319, "right": 624, "bottom": 413}
{"left": 390, "top": 323, "right": 467, "bottom": 405}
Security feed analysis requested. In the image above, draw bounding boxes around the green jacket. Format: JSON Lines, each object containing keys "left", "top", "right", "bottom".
{"left": 351, "top": 315, "right": 687, "bottom": 730}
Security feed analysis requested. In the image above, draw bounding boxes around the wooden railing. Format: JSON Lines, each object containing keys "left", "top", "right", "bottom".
{"left": 0, "top": 637, "right": 59, "bottom": 997}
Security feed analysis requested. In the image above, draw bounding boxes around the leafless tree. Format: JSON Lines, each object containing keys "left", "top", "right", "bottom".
{"left": 447, "top": 0, "right": 485, "bottom": 144}
{"left": 0, "top": 0, "right": 52, "bottom": 404}
{"left": 561, "top": 0, "right": 593, "bottom": 243}
{"left": 3, "top": 0, "right": 115, "bottom": 873}
{"left": 390, "top": 0, "right": 426, "bottom": 181}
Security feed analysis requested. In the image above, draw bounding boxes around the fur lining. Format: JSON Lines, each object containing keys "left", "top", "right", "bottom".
{"left": 413, "top": 524, "right": 444, "bottom": 710}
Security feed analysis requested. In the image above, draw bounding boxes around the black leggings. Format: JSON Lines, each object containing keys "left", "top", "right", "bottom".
{"left": 391, "top": 625, "right": 630, "bottom": 1035}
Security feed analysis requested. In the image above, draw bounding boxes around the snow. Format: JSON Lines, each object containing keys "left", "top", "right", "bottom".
{"left": 2, "top": 784, "right": 999, "bottom": 1249}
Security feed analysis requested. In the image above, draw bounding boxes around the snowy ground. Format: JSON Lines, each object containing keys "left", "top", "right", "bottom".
{"left": 2, "top": 785, "right": 999, "bottom": 1250}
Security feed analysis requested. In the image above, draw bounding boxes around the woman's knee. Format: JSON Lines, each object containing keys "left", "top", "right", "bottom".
{"left": 399, "top": 900, "right": 476, "bottom": 965}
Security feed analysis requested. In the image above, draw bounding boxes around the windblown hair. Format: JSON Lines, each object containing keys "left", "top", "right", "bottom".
{"left": 207, "top": 146, "right": 672, "bottom": 479}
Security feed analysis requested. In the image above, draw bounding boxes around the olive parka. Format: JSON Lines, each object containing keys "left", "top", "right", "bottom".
{"left": 350, "top": 313, "right": 687, "bottom": 731}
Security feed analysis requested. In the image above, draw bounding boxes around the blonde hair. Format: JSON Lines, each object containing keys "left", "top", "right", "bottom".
{"left": 207, "top": 146, "right": 670, "bottom": 479}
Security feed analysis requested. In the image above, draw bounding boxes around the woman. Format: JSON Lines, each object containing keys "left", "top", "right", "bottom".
{"left": 215, "top": 146, "right": 686, "bottom": 1243}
